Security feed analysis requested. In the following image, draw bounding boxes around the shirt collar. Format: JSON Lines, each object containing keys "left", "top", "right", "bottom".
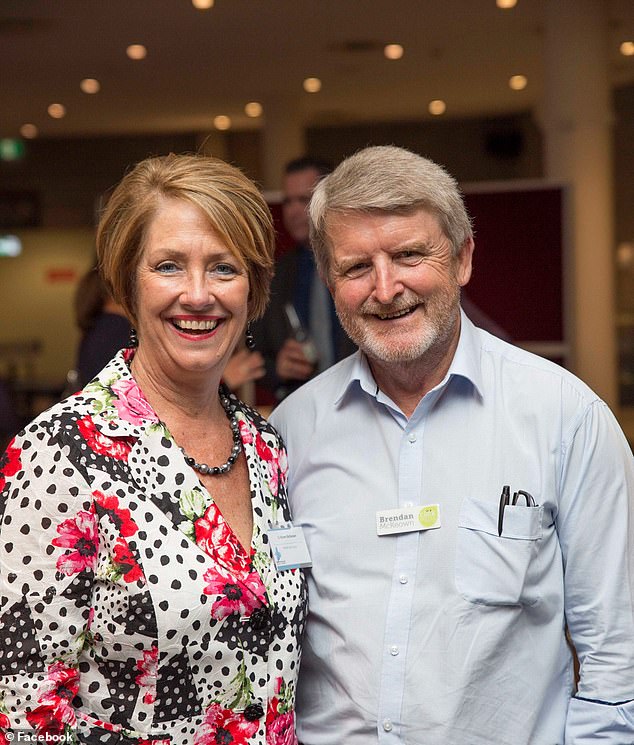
{"left": 333, "top": 309, "right": 484, "bottom": 407}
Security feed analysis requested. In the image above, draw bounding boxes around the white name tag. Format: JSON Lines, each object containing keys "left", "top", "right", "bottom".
{"left": 268, "top": 523, "right": 312, "bottom": 570}
{"left": 376, "top": 504, "right": 441, "bottom": 536}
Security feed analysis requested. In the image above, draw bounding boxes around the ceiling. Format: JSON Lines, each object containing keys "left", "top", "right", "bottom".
{"left": 1, "top": 0, "right": 634, "bottom": 140}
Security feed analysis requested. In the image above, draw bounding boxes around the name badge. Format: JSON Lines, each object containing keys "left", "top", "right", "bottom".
{"left": 376, "top": 504, "right": 441, "bottom": 536}
{"left": 268, "top": 523, "right": 312, "bottom": 570}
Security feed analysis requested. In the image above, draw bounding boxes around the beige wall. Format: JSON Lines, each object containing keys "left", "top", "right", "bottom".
{"left": 0, "top": 229, "right": 95, "bottom": 385}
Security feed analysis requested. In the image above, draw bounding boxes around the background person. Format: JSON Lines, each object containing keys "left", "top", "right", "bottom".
{"left": 73, "top": 264, "right": 132, "bottom": 389}
{"left": 253, "top": 156, "right": 356, "bottom": 402}
{"left": 0, "top": 154, "right": 307, "bottom": 744}
{"left": 270, "top": 145, "right": 634, "bottom": 745}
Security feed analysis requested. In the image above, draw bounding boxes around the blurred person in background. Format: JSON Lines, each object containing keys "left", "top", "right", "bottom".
{"left": 253, "top": 156, "right": 355, "bottom": 402}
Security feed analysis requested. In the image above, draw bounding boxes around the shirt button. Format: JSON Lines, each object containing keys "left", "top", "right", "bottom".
{"left": 408, "top": 433, "right": 417, "bottom": 443}
{"left": 383, "top": 719, "right": 393, "bottom": 732}
{"left": 389, "top": 645, "right": 399, "bottom": 656}
{"left": 399, "top": 574, "right": 408, "bottom": 584}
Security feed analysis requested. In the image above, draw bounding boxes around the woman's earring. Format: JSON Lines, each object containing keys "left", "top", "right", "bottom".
{"left": 245, "top": 323, "right": 255, "bottom": 351}
{"left": 128, "top": 328, "right": 138, "bottom": 348}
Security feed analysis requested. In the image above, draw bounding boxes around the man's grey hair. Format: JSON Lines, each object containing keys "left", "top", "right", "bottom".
{"left": 309, "top": 145, "right": 473, "bottom": 281}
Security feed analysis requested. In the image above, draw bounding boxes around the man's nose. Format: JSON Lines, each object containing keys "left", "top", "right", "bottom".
{"left": 372, "top": 263, "right": 404, "bottom": 305}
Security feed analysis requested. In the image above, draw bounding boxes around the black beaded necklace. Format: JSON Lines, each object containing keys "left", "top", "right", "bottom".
{"left": 181, "top": 390, "right": 242, "bottom": 476}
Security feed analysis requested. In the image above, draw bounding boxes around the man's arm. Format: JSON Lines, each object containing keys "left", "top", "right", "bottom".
{"left": 558, "top": 400, "right": 634, "bottom": 743}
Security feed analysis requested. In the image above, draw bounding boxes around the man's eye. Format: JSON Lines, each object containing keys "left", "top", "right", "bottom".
{"left": 397, "top": 251, "right": 423, "bottom": 263}
{"left": 344, "top": 263, "right": 370, "bottom": 278}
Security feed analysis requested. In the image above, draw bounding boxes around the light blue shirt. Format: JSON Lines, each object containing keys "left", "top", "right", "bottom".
{"left": 270, "top": 314, "right": 634, "bottom": 745}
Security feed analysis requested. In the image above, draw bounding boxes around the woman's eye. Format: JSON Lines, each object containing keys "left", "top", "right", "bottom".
{"left": 156, "top": 261, "right": 178, "bottom": 273}
{"left": 214, "top": 263, "right": 237, "bottom": 276}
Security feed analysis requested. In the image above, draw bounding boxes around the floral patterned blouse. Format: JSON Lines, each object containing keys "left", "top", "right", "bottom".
{"left": 0, "top": 350, "right": 307, "bottom": 745}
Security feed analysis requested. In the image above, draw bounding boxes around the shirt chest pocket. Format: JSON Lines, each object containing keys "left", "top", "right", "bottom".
{"left": 455, "top": 496, "right": 544, "bottom": 606}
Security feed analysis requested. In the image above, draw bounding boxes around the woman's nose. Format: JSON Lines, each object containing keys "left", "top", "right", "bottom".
{"left": 180, "top": 272, "right": 212, "bottom": 307}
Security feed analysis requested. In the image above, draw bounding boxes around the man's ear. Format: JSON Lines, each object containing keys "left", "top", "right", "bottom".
{"left": 456, "top": 236, "right": 474, "bottom": 287}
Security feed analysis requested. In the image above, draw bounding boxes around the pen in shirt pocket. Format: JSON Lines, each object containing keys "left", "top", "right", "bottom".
{"left": 498, "top": 485, "right": 537, "bottom": 536}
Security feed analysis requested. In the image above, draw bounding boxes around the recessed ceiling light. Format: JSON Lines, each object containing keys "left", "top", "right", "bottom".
{"left": 127, "top": 44, "right": 147, "bottom": 60}
{"left": 20, "top": 123, "right": 38, "bottom": 139}
{"left": 192, "top": 0, "right": 214, "bottom": 7}
{"left": 80, "top": 78, "right": 100, "bottom": 94}
{"left": 244, "top": 102, "right": 263, "bottom": 118}
{"left": 384, "top": 44, "right": 404, "bottom": 60}
{"left": 496, "top": 0, "right": 517, "bottom": 8}
{"left": 428, "top": 99, "right": 446, "bottom": 116}
{"left": 303, "top": 77, "right": 322, "bottom": 93}
{"left": 620, "top": 41, "right": 634, "bottom": 56}
{"left": 509, "top": 74, "right": 528, "bottom": 90}
{"left": 48, "top": 103, "right": 66, "bottom": 119}
{"left": 214, "top": 115, "right": 231, "bottom": 130}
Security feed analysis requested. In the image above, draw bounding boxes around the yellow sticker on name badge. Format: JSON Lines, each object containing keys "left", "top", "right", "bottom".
{"left": 376, "top": 504, "right": 441, "bottom": 536}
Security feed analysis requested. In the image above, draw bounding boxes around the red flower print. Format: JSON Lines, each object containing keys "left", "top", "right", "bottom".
{"left": 111, "top": 378, "right": 159, "bottom": 425}
{"left": 52, "top": 509, "right": 99, "bottom": 576}
{"left": 266, "top": 710, "right": 296, "bottom": 745}
{"left": 77, "top": 415, "right": 132, "bottom": 460}
{"left": 194, "top": 504, "right": 250, "bottom": 574}
{"left": 93, "top": 491, "right": 138, "bottom": 536}
{"left": 26, "top": 660, "right": 79, "bottom": 735}
{"left": 135, "top": 645, "right": 158, "bottom": 705}
{"left": 194, "top": 703, "right": 258, "bottom": 745}
{"left": 266, "top": 678, "right": 296, "bottom": 745}
{"left": 0, "top": 442, "right": 21, "bottom": 492}
{"left": 255, "top": 432, "right": 273, "bottom": 462}
{"left": 237, "top": 419, "right": 254, "bottom": 445}
{"left": 203, "top": 565, "right": 267, "bottom": 620}
{"left": 112, "top": 537, "right": 144, "bottom": 583}
{"left": 0, "top": 711, "right": 10, "bottom": 745}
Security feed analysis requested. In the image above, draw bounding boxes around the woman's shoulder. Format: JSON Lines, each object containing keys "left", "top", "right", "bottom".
{"left": 229, "top": 391, "right": 282, "bottom": 444}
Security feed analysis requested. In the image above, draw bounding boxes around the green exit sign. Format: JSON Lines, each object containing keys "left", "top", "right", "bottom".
{"left": 0, "top": 139, "right": 25, "bottom": 161}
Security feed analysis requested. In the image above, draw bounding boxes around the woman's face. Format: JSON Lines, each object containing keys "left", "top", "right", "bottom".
{"left": 133, "top": 198, "right": 249, "bottom": 385}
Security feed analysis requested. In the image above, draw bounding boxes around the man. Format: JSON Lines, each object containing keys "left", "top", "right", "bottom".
{"left": 270, "top": 146, "right": 634, "bottom": 744}
{"left": 253, "top": 156, "right": 355, "bottom": 401}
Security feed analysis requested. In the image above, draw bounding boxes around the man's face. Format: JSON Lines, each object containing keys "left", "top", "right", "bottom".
{"left": 327, "top": 208, "right": 473, "bottom": 365}
{"left": 282, "top": 167, "right": 322, "bottom": 244}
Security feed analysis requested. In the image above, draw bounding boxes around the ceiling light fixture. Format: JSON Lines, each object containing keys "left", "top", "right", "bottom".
{"left": 127, "top": 44, "right": 147, "bottom": 60}
{"left": 244, "top": 102, "right": 263, "bottom": 118}
{"left": 48, "top": 103, "right": 66, "bottom": 119}
{"left": 192, "top": 0, "right": 214, "bottom": 7}
{"left": 428, "top": 99, "right": 446, "bottom": 116}
{"left": 214, "top": 115, "right": 231, "bottom": 130}
{"left": 20, "top": 123, "right": 38, "bottom": 139}
{"left": 496, "top": 0, "right": 517, "bottom": 8}
{"left": 384, "top": 44, "right": 404, "bottom": 60}
{"left": 80, "top": 78, "right": 101, "bottom": 94}
{"left": 303, "top": 77, "right": 322, "bottom": 93}
{"left": 509, "top": 74, "right": 528, "bottom": 90}
{"left": 620, "top": 41, "right": 634, "bottom": 57}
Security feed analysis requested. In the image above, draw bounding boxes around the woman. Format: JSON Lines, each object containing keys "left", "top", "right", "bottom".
{"left": 0, "top": 154, "right": 307, "bottom": 744}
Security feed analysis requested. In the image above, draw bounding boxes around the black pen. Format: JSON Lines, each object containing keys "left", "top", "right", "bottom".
{"left": 498, "top": 484, "right": 510, "bottom": 536}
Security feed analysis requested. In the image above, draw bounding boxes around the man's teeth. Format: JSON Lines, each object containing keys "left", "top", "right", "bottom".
{"left": 174, "top": 319, "right": 219, "bottom": 331}
{"left": 377, "top": 307, "right": 414, "bottom": 320}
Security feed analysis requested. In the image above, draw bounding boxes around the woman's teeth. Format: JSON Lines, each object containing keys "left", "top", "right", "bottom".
{"left": 173, "top": 319, "right": 219, "bottom": 332}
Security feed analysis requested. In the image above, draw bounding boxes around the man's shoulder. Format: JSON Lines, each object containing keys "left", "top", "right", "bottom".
{"left": 270, "top": 353, "right": 358, "bottom": 424}
{"left": 475, "top": 327, "right": 602, "bottom": 408}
